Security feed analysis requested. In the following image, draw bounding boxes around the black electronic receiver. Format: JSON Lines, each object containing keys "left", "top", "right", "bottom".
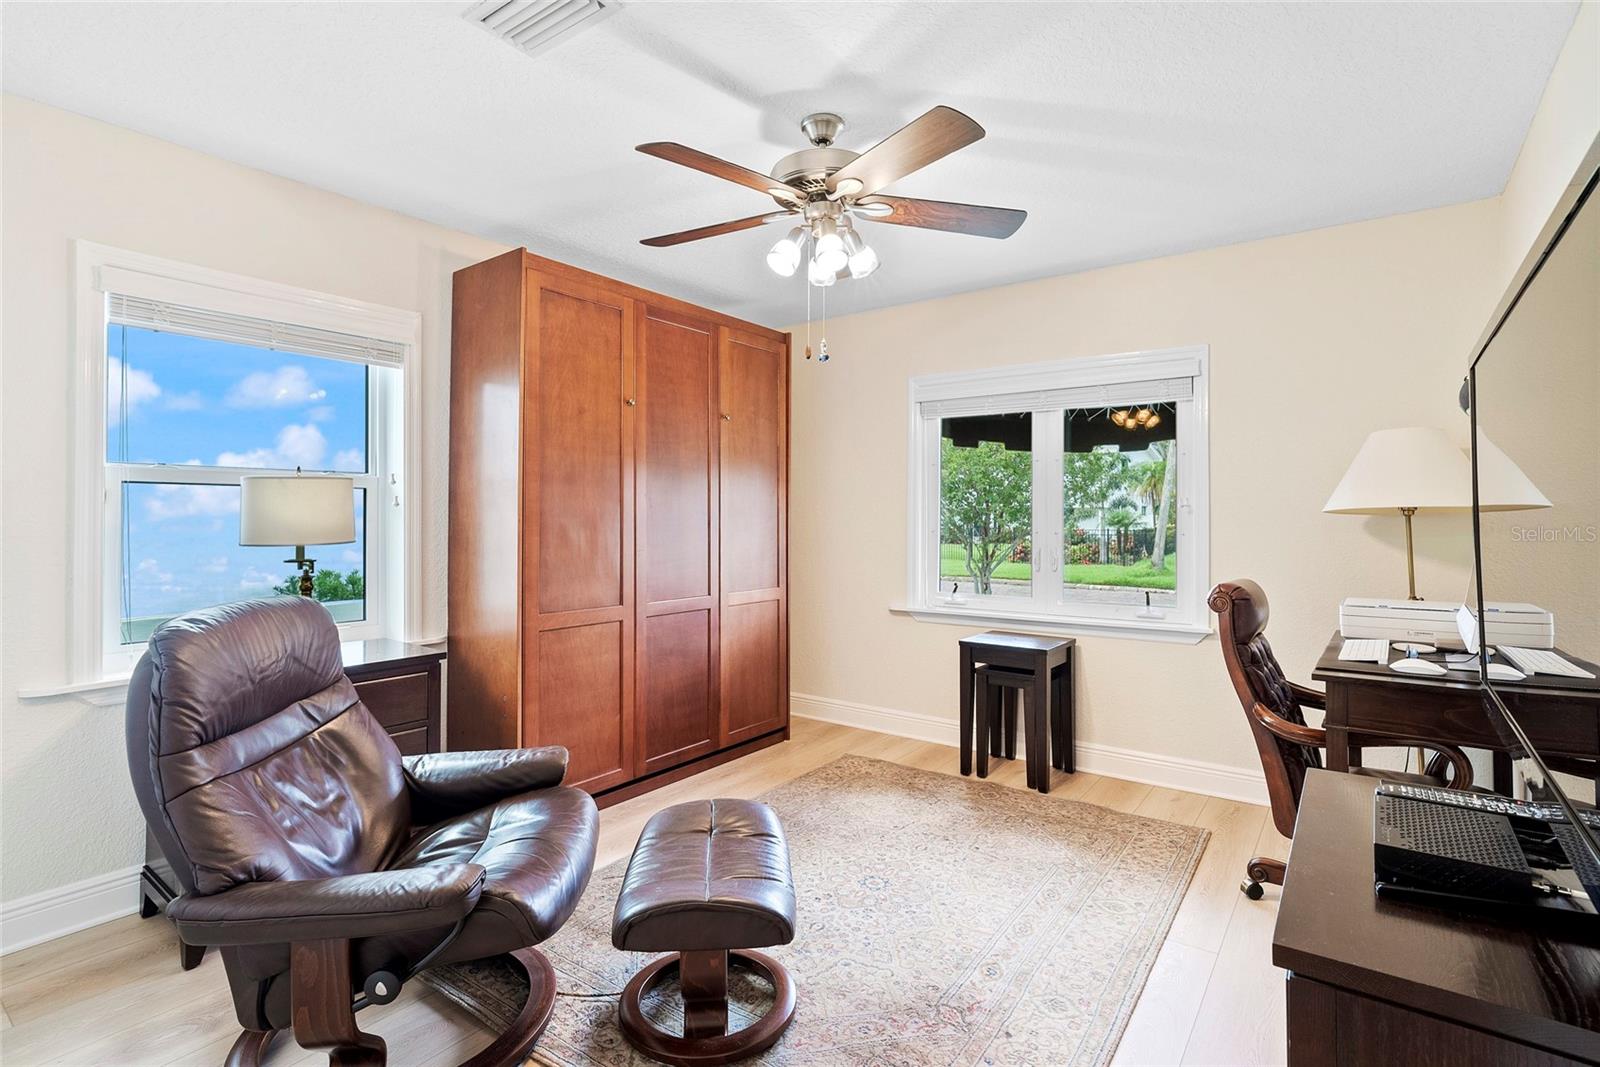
{"left": 1373, "top": 781, "right": 1600, "bottom": 940}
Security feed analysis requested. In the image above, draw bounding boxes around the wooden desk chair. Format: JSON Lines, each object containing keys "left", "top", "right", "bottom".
{"left": 1209, "top": 580, "right": 1475, "bottom": 900}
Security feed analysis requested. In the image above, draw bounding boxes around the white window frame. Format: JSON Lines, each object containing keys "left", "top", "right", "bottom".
{"left": 898, "top": 346, "right": 1212, "bottom": 644}
{"left": 68, "top": 242, "right": 424, "bottom": 682}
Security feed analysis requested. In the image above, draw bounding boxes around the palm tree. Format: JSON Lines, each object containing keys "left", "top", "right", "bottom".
{"left": 1149, "top": 442, "right": 1177, "bottom": 571}
{"left": 1105, "top": 501, "right": 1139, "bottom": 564}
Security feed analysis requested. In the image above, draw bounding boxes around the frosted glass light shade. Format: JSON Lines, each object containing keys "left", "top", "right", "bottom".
{"left": 240, "top": 474, "right": 356, "bottom": 546}
{"left": 1323, "top": 427, "right": 1474, "bottom": 513}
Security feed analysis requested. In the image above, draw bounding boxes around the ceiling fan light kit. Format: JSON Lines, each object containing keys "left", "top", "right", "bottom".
{"left": 635, "top": 106, "right": 1028, "bottom": 292}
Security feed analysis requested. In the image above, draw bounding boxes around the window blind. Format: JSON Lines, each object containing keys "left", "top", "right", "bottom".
{"left": 107, "top": 294, "right": 407, "bottom": 368}
{"left": 918, "top": 376, "right": 1193, "bottom": 420}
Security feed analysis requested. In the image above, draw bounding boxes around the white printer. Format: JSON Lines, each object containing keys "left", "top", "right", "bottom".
{"left": 1338, "top": 597, "right": 1555, "bottom": 649}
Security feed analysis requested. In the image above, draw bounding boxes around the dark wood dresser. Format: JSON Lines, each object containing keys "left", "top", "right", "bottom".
{"left": 138, "top": 638, "right": 446, "bottom": 969}
{"left": 1274, "top": 770, "right": 1600, "bottom": 1065}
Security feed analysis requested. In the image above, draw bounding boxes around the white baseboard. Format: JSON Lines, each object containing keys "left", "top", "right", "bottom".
{"left": 0, "top": 865, "right": 143, "bottom": 956}
{"left": 791, "top": 692, "right": 1268, "bottom": 806}
{"left": 0, "top": 698, "right": 1263, "bottom": 957}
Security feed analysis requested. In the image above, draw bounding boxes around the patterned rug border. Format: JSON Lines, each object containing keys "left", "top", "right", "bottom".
{"left": 422, "top": 753, "right": 1212, "bottom": 1067}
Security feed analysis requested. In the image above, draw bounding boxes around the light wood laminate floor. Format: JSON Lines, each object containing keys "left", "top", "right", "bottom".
{"left": 0, "top": 718, "right": 1289, "bottom": 1066}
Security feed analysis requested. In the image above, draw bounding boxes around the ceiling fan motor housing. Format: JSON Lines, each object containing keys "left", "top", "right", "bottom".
{"left": 770, "top": 146, "right": 858, "bottom": 199}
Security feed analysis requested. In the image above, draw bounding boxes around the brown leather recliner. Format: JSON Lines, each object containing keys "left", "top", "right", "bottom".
{"left": 125, "top": 597, "right": 598, "bottom": 1067}
{"left": 1209, "top": 580, "right": 1474, "bottom": 900}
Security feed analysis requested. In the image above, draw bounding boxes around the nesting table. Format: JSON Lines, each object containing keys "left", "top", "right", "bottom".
{"left": 958, "top": 632, "right": 1075, "bottom": 793}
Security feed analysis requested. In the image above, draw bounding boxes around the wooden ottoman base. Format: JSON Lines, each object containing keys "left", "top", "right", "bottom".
{"left": 618, "top": 949, "right": 796, "bottom": 1067}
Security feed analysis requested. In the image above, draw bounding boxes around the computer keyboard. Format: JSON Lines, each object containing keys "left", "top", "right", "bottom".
{"left": 1497, "top": 646, "right": 1596, "bottom": 679}
{"left": 1338, "top": 638, "right": 1390, "bottom": 664}
{"left": 1378, "top": 781, "right": 1600, "bottom": 830}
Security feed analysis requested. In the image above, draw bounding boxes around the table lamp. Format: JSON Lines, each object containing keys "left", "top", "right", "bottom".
{"left": 240, "top": 469, "right": 356, "bottom": 597}
{"left": 1323, "top": 427, "right": 1548, "bottom": 600}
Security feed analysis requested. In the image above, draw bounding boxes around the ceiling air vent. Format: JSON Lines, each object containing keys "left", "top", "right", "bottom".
{"left": 464, "top": 0, "right": 615, "bottom": 58}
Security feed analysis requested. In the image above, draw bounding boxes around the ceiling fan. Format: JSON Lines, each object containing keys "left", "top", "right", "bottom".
{"left": 636, "top": 107, "right": 1027, "bottom": 286}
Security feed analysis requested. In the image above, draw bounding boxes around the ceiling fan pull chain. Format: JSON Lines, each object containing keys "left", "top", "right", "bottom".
{"left": 804, "top": 273, "right": 813, "bottom": 359}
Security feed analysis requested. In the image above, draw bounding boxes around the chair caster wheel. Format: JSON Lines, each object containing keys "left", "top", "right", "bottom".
{"left": 1241, "top": 879, "right": 1265, "bottom": 900}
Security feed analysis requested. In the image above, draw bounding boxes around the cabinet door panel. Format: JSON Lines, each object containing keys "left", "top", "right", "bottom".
{"left": 640, "top": 312, "right": 715, "bottom": 603}
{"left": 524, "top": 270, "right": 635, "bottom": 790}
{"left": 536, "top": 286, "right": 626, "bottom": 614}
{"left": 535, "top": 621, "right": 629, "bottom": 792}
{"left": 637, "top": 308, "right": 720, "bottom": 775}
{"left": 639, "top": 608, "right": 717, "bottom": 773}
{"left": 719, "top": 327, "right": 787, "bottom": 745}
{"left": 721, "top": 600, "right": 782, "bottom": 742}
{"left": 719, "top": 331, "right": 783, "bottom": 595}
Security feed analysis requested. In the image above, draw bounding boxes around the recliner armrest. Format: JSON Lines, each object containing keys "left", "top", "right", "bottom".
{"left": 167, "top": 864, "right": 485, "bottom": 946}
{"left": 403, "top": 747, "right": 569, "bottom": 822}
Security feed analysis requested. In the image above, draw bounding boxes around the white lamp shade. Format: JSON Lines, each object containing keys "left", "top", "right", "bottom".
{"left": 1473, "top": 432, "right": 1552, "bottom": 512}
{"left": 1323, "top": 427, "right": 1474, "bottom": 514}
{"left": 239, "top": 474, "right": 356, "bottom": 546}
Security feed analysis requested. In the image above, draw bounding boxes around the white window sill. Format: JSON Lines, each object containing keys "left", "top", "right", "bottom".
{"left": 889, "top": 602, "right": 1211, "bottom": 645}
{"left": 18, "top": 674, "right": 133, "bottom": 706}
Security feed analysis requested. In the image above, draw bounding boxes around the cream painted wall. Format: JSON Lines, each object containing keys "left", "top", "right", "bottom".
{"left": 1, "top": 2, "right": 1595, "bottom": 932}
{"left": 784, "top": 0, "right": 1600, "bottom": 781}
{"left": 787, "top": 200, "right": 1502, "bottom": 772}
{"left": 0, "top": 95, "right": 510, "bottom": 903}
{"left": 1497, "top": 0, "right": 1599, "bottom": 291}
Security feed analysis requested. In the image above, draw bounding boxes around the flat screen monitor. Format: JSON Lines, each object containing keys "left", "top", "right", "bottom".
{"left": 1468, "top": 159, "right": 1600, "bottom": 877}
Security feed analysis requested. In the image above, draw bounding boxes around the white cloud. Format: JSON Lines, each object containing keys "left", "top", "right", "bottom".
{"left": 340, "top": 548, "right": 363, "bottom": 564}
{"left": 107, "top": 358, "right": 160, "bottom": 425}
{"left": 143, "top": 483, "right": 239, "bottom": 521}
{"left": 200, "top": 556, "right": 230, "bottom": 573}
{"left": 136, "top": 558, "right": 173, "bottom": 583}
{"left": 164, "top": 391, "right": 205, "bottom": 412}
{"left": 217, "top": 423, "right": 327, "bottom": 470}
{"left": 225, "top": 365, "right": 326, "bottom": 408}
{"left": 238, "top": 566, "right": 283, "bottom": 592}
{"left": 332, "top": 448, "right": 364, "bottom": 472}
{"left": 306, "top": 405, "right": 335, "bottom": 423}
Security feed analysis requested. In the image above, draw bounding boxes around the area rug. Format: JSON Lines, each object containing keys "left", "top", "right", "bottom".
{"left": 421, "top": 754, "right": 1209, "bottom": 1066}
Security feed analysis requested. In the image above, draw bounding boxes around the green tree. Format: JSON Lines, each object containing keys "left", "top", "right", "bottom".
{"left": 940, "top": 439, "right": 1031, "bottom": 595}
{"left": 1105, "top": 506, "right": 1139, "bottom": 564}
{"left": 1064, "top": 448, "right": 1131, "bottom": 561}
{"left": 275, "top": 568, "right": 366, "bottom": 602}
{"left": 1149, "top": 441, "right": 1177, "bottom": 571}
{"left": 1132, "top": 441, "right": 1177, "bottom": 571}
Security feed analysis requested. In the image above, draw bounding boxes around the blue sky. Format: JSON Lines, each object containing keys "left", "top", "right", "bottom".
{"left": 109, "top": 326, "right": 368, "bottom": 630}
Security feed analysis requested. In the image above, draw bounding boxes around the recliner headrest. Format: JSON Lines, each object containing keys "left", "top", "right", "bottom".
{"left": 145, "top": 597, "right": 345, "bottom": 755}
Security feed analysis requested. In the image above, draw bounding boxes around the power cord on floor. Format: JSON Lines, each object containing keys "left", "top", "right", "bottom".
{"left": 557, "top": 989, "right": 623, "bottom": 998}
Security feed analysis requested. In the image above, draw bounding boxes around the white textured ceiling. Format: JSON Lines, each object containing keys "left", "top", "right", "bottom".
{"left": 1, "top": 1, "right": 1580, "bottom": 326}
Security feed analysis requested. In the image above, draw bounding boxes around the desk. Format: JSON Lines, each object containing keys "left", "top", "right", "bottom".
{"left": 1274, "top": 770, "right": 1600, "bottom": 1065}
{"left": 1311, "top": 632, "right": 1600, "bottom": 795}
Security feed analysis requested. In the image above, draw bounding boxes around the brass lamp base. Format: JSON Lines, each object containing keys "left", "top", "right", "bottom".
{"left": 285, "top": 545, "right": 317, "bottom": 597}
{"left": 1400, "top": 506, "right": 1421, "bottom": 601}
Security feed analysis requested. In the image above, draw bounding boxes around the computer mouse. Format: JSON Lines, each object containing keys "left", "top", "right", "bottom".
{"left": 1389, "top": 658, "right": 1447, "bottom": 677}
{"left": 1485, "top": 662, "right": 1526, "bottom": 681}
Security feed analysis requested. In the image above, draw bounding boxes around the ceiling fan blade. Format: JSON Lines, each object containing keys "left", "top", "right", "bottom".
{"left": 636, "top": 142, "right": 803, "bottom": 205}
{"left": 825, "top": 106, "right": 985, "bottom": 198}
{"left": 855, "top": 195, "right": 1027, "bottom": 239}
{"left": 640, "top": 212, "right": 792, "bottom": 247}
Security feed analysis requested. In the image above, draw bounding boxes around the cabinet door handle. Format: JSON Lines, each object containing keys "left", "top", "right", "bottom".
{"left": 721, "top": 413, "right": 732, "bottom": 421}
{"left": 625, "top": 398, "right": 637, "bottom": 406}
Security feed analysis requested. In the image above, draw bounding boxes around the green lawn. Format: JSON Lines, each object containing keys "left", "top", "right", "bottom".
{"left": 940, "top": 544, "right": 1176, "bottom": 589}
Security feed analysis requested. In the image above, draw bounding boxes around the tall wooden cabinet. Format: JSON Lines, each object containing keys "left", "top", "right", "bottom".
{"left": 448, "top": 250, "right": 789, "bottom": 800}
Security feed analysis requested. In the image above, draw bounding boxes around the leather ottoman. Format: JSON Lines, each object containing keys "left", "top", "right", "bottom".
{"left": 611, "top": 799, "right": 797, "bottom": 1065}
